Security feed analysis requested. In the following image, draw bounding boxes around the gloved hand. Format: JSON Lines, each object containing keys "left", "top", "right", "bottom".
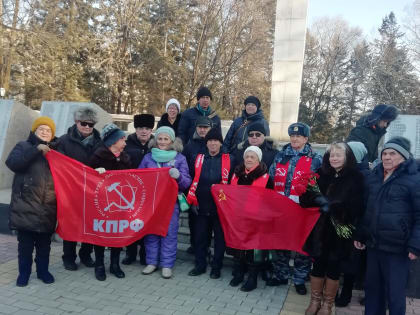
{"left": 37, "top": 144, "right": 50, "bottom": 155}
{"left": 169, "top": 168, "right": 180, "bottom": 179}
{"left": 190, "top": 205, "right": 198, "bottom": 215}
{"left": 95, "top": 167, "right": 106, "bottom": 174}
{"left": 313, "top": 195, "right": 329, "bottom": 213}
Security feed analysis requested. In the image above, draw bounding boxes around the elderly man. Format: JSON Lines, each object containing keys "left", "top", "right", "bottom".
{"left": 57, "top": 106, "right": 102, "bottom": 271}
{"left": 354, "top": 137, "right": 420, "bottom": 315}
{"left": 121, "top": 114, "right": 155, "bottom": 265}
{"left": 178, "top": 86, "right": 222, "bottom": 145}
{"left": 268, "top": 122, "right": 322, "bottom": 295}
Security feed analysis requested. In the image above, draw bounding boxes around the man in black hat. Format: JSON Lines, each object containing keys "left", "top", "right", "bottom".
{"left": 182, "top": 116, "right": 213, "bottom": 254}
{"left": 354, "top": 136, "right": 420, "bottom": 315}
{"left": 178, "top": 86, "right": 222, "bottom": 145}
{"left": 268, "top": 122, "right": 322, "bottom": 295}
{"left": 58, "top": 106, "right": 102, "bottom": 271}
{"left": 347, "top": 104, "right": 398, "bottom": 163}
{"left": 120, "top": 114, "right": 155, "bottom": 266}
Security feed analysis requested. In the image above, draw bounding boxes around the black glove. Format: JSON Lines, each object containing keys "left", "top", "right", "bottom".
{"left": 313, "top": 195, "right": 329, "bottom": 213}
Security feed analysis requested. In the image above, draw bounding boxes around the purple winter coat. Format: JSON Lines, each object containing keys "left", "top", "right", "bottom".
{"left": 138, "top": 152, "right": 191, "bottom": 267}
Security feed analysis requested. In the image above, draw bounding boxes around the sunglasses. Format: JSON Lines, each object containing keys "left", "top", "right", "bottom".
{"left": 79, "top": 121, "right": 95, "bottom": 128}
{"left": 248, "top": 132, "right": 262, "bottom": 138}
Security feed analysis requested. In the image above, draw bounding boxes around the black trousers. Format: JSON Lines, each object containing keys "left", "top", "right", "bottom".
{"left": 94, "top": 245, "right": 121, "bottom": 266}
{"left": 17, "top": 230, "right": 52, "bottom": 274}
{"left": 125, "top": 238, "right": 146, "bottom": 259}
{"left": 62, "top": 240, "right": 93, "bottom": 263}
{"left": 193, "top": 214, "right": 225, "bottom": 271}
{"left": 365, "top": 248, "right": 409, "bottom": 315}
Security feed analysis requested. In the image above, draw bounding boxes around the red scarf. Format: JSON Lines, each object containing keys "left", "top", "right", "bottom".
{"left": 230, "top": 172, "right": 269, "bottom": 187}
{"left": 187, "top": 153, "right": 231, "bottom": 206}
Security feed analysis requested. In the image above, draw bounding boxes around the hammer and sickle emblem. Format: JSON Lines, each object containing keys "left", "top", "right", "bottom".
{"left": 218, "top": 189, "right": 227, "bottom": 201}
{"left": 104, "top": 181, "right": 136, "bottom": 212}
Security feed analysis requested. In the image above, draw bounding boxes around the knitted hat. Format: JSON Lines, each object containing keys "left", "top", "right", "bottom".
{"left": 31, "top": 116, "right": 56, "bottom": 138}
{"left": 244, "top": 96, "right": 261, "bottom": 109}
{"left": 134, "top": 114, "right": 155, "bottom": 129}
{"left": 347, "top": 142, "right": 368, "bottom": 163}
{"left": 196, "top": 86, "right": 212, "bottom": 100}
{"left": 155, "top": 126, "right": 175, "bottom": 142}
{"left": 196, "top": 116, "right": 212, "bottom": 127}
{"left": 165, "top": 98, "right": 181, "bottom": 112}
{"left": 101, "top": 123, "right": 126, "bottom": 147}
{"left": 244, "top": 145, "right": 262, "bottom": 162}
{"left": 73, "top": 106, "right": 98, "bottom": 123}
{"left": 248, "top": 122, "right": 266, "bottom": 136}
{"left": 365, "top": 104, "right": 398, "bottom": 126}
{"left": 288, "top": 122, "right": 310, "bottom": 137}
{"left": 205, "top": 127, "right": 223, "bottom": 144}
{"left": 382, "top": 137, "right": 411, "bottom": 160}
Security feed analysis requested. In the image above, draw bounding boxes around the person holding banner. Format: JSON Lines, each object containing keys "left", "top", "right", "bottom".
{"left": 89, "top": 123, "right": 131, "bottom": 281}
{"left": 300, "top": 142, "right": 364, "bottom": 315}
{"left": 186, "top": 128, "right": 234, "bottom": 279}
{"left": 139, "top": 126, "right": 191, "bottom": 279}
{"left": 6, "top": 116, "right": 58, "bottom": 287}
{"left": 268, "top": 122, "right": 322, "bottom": 295}
{"left": 229, "top": 146, "right": 273, "bottom": 292}
{"left": 57, "top": 106, "right": 101, "bottom": 271}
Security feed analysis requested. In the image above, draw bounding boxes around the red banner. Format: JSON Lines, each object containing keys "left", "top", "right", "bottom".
{"left": 46, "top": 150, "right": 178, "bottom": 247}
{"left": 211, "top": 184, "right": 320, "bottom": 254}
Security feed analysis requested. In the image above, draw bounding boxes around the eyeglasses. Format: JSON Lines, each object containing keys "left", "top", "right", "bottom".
{"left": 79, "top": 121, "right": 95, "bottom": 128}
{"left": 248, "top": 132, "right": 262, "bottom": 138}
{"left": 37, "top": 127, "right": 52, "bottom": 134}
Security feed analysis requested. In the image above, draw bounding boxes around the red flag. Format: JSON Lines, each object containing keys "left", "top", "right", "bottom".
{"left": 46, "top": 150, "right": 178, "bottom": 247}
{"left": 211, "top": 184, "right": 320, "bottom": 255}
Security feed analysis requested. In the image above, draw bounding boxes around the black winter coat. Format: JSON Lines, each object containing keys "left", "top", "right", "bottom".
{"left": 182, "top": 133, "right": 207, "bottom": 176}
{"left": 89, "top": 145, "right": 131, "bottom": 171}
{"left": 57, "top": 125, "right": 102, "bottom": 165}
{"left": 124, "top": 133, "right": 152, "bottom": 168}
{"left": 157, "top": 113, "right": 181, "bottom": 136}
{"left": 178, "top": 106, "right": 221, "bottom": 145}
{"left": 301, "top": 167, "right": 364, "bottom": 259}
{"left": 193, "top": 152, "right": 234, "bottom": 216}
{"left": 355, "top": 158, "right": 420, "bottom": 256}
{"left": 232, "top": 138, "right": 278, "bottom": 170}
{"left": 6, "top": 132, "right": 58, "bottom": 233}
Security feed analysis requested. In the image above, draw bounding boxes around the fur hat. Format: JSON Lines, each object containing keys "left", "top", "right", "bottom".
{"left": 244, "top": 96, "right": 261, "bottom": 109}
{"left": 196, "top": 86, "right": 212, "bottom": 100}
{"left": 134, "top": 114, "right": 155, "bottom": 129}
{"left": 166, "top": 98, "right": 181, "bottom": 112}
{"left": 244, "top": 145, "right": 262, "bottom": 162}
{"left": 347, "top": 141, "right": 368, "bottom": 163}
{"left": 101, "top": 123, "right": 126, "bottom": 147}
{"left": 365, "top": 104, "right": 398, "bottom": 127}
{"left": 248, "top": 122, "right": 266, "bottom": 136}
{"left": 32, "top": 116, "right": 56, "bottom": 138}
{"left": 382, "top": 137, "right": 411, "bottom": 160}
{"left": 73, "top": 106, "right": 98, "bottom": 123}
{"left": 288, "top": 122, "right": 310, "bottom": 137}
{"left": 205, "top": 127, "right": 223, "bottom": 144}
{"left": 155, "top": 126, "right": 176, "bottom": 142}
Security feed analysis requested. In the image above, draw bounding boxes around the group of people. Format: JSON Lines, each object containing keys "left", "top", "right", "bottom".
{"left": 5, "top": 85, "right": 420, "bottom": 315}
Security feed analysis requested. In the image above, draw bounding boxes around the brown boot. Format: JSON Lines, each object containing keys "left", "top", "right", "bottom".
{"left": 318, "top": 278, "right": 339, "bottom": 315}
{"left": 305, "top": 276, "right": 325, "bottom": 315}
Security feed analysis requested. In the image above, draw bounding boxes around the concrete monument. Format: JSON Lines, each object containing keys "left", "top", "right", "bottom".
{"left": 269, "top": 0, "right": 308, "bottom": 140}
{"left": 385, "top": 114, "right": 420, "bottom": 159}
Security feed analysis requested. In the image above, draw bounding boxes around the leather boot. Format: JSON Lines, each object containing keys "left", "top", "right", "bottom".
{"left": 318, "top": 278, "right": 339, "bottom": 315}
{"left": 17, "top": 257, "right": 32, "bottom": 287}
{"left": 240, "top": 265, "right": 258, "bottom": 292}
{"left": 305, "top": 276, "right": 325, "bottom": 315}
{"left": 110, "top": 250, "right": 125, "bottom": 278}
{"left": 229, "top": 259, "right": 245, "bottom": 287}
{"left": 335, "top": 274, "right": 354, "bottom": 307}
{"left": 35, "top": 255, "right": 54, "bottom": 284}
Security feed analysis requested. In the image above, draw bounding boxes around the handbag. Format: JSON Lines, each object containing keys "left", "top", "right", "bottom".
{"left": 177, "top": 193, "right": 190, "bottom": 212}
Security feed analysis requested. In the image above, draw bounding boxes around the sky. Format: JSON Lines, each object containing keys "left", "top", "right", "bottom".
{"left": 308, "top": 0, "right": 416, "bottom": 37}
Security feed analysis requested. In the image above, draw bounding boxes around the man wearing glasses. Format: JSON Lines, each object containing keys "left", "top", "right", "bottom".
{"left": 57, "top": 106, "right": 102, "bottom": 271}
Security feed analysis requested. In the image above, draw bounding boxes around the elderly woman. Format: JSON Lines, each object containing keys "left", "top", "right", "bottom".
{"left": 139, "top": 126, "right": 191, "bottom": 278}
{"left": 223, "top": 96, "right": 270, "bottom": 153}
{"left": 89, "top": 123, "right": 131, "bottom": 281}
{"left": 6, "top": 116, "right": 58, "bottom": 287}
{"left": 187, "top": 128, "right": 234, "bottom": 279}
{"left": 228, "top": 146, "right": 273, "bottom": 292}
{"left": 300, "top": 142, "right": 364, "bottom": 315}
{"left": 157, "top": 98, "right": 181, "bottom": 135}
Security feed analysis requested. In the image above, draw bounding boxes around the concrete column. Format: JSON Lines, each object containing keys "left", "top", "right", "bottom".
{"left": 269, "top": 0, "right": 308, "bottom": 141}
